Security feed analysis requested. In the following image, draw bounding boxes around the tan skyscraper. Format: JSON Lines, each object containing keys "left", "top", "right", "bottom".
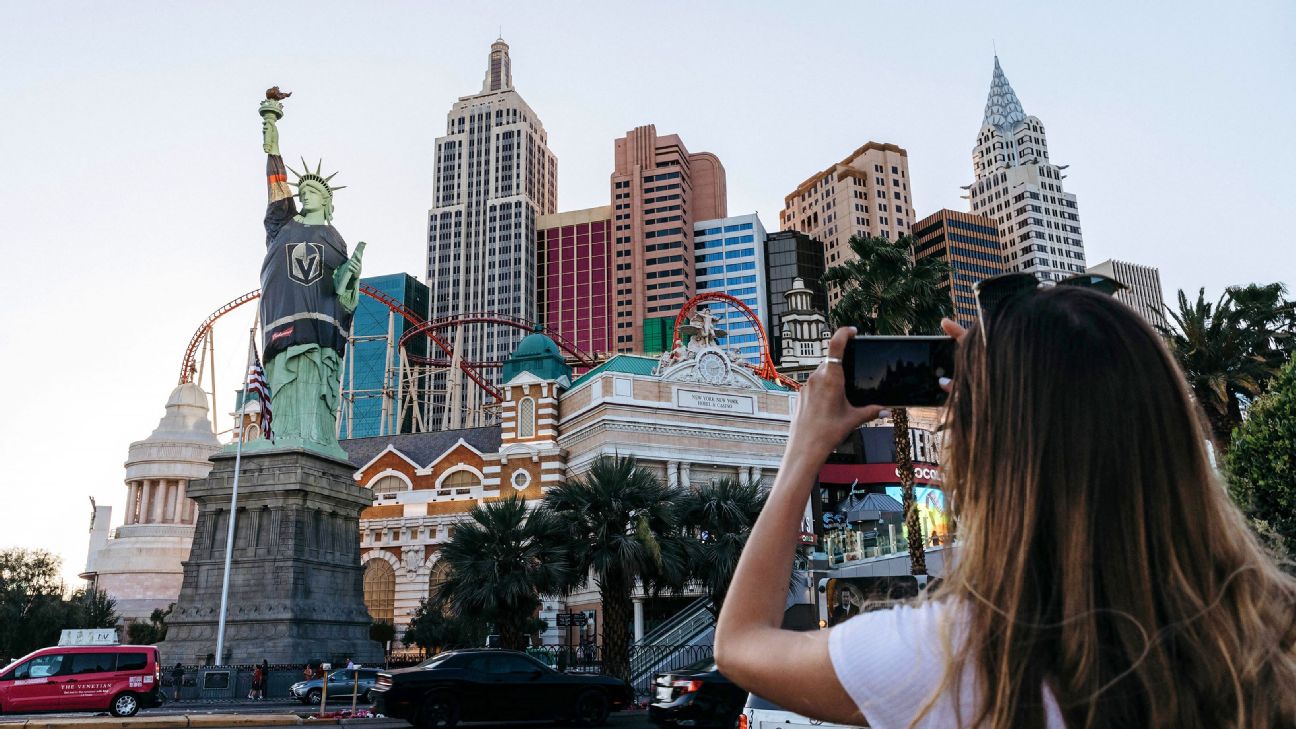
{"left": 1087, "top": 259, "right": 1166, "bottom": 329}
{"left": 780, "top": 142, "right": 915, "bottom": 304}
{"left": 610, "top": 125, "right": 727, "bottom": 354}
{"left": 426, "top": 39, "right": 557, "bottom": 428}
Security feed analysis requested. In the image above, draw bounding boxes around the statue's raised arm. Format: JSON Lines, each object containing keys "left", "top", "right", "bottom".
{"left": 261, "top": 87, "right": 296, "bottom": 243}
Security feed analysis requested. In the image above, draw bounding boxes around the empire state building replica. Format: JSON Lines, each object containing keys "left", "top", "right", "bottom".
{"left": 425, "top": 39, "right": 558, "bottom": 429}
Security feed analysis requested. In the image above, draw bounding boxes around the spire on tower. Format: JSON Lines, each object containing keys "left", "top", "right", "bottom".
{"left": 982, "top": 56, "right": 1027, "bottom": 132}
{"left": 482, "top": 37, "right": 513, "bottom": 93}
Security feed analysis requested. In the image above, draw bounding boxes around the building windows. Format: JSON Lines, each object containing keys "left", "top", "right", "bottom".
{"left": 369, "top": 474, "right": 409, "bottom": 497}
{"left": 517, "top": 397, "right": 535, "bottom": 438}
{"left": 363, "top": 559, "right": 395, "bottom": 625}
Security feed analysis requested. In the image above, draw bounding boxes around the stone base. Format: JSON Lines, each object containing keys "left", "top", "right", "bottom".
{"left": 159, "top": 447, "right": 382, "bottom": 666}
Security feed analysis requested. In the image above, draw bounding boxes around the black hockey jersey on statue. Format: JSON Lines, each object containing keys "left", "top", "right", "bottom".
{"left": 260, "top": 154, "right": 353, "bottom": 361}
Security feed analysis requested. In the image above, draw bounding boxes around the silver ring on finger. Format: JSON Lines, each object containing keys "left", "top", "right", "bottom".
{"left": 823, "top": 357, "right": 842, "bottom": 365}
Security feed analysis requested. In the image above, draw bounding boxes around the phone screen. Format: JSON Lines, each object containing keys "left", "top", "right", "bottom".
{"left": 841, "top": 336, "right": 956, "bottom": 407}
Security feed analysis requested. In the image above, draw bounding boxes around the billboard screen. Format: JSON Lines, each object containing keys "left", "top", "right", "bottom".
{"left": 884, "top": 485, "right": 950, "bottom": 546}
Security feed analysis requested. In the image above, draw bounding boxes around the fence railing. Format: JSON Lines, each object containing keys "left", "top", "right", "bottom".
{"left": 638, "top": 596, "right": 712, "bottom": 646}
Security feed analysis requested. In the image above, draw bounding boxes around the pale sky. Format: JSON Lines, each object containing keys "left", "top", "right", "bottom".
{"left": 1, "top": 1, "right": 1292, "bottom": 585}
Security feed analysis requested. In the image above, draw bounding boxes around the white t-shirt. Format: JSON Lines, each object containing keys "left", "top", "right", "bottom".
{"left": 828, "top": 600, "right": 1065, "bottom": 728}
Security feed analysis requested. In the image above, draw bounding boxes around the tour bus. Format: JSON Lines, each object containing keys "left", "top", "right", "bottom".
{"left": 0, "top": 643, "right": 163, "bottom": 717}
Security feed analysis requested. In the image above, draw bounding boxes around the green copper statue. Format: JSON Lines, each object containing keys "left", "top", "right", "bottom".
{"left": 253, "top": 87, "right": 363, "bottom": 460}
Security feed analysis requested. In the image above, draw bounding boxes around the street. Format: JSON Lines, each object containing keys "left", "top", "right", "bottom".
{"left": 0, "top": 697, "right": 658, "bottom": 729}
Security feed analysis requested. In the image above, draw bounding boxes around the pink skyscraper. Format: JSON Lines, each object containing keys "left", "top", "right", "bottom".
{"left": 610, "top": 125, "right": 727, "bottom": 354}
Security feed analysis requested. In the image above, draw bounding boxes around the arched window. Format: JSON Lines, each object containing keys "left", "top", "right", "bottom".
{"left": 441, "top": 470, "right": 481, "bottom": 494}
{"left": 369, "top": 474, "right": 409, "bottom": 497}
{"left": 363, "top": 558, "right": 396, "bottom": 624}
{"left": 517, "top": 397, "right": 535, "bottom": 438}
{"left": 428, "top": 560, "right": 451, "bottom": 602}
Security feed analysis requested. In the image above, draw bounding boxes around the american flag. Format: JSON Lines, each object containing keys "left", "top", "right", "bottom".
{"left": 248, "top": 350, "right": 273, "bottom": 440}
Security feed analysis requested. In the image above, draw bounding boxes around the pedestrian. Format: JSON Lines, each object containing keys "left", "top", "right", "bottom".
{"left": 260, "top": 659, "right": 269, "bottom": 700}
{"left": 715, "top": 290, "right": 1296, "bottom": 728}
{"left": 303, "top": 662, "right": 315, "bottom": 681}
{"left": 345, "top": 657, "right": 355, "bottom": 670}
{"left": 170, "top": 663, "right": 184, "bottom": 702}
{"left": 250, "top": 662, "right": 265, "bottom": 700}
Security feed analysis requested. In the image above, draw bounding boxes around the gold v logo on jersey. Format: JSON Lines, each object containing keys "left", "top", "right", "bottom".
{"left": 287, "top": 242, "right": 323, "bottom": 286}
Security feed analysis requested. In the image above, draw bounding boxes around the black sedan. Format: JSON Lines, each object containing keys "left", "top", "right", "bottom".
{"left": 371, "top": 649, "right": 633, "bottom": 728}
{"left": 649, "top": 658, "right": 747, "bottom": 729}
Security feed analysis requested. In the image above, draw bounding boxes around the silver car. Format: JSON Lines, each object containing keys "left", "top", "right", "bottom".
{"left": 289, "top": 668, "right": 381, "bottom": 704}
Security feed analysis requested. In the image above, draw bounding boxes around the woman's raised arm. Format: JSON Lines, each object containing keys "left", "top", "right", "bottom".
{"left": 714, "top": 327, "right": 882, "bottom": 724}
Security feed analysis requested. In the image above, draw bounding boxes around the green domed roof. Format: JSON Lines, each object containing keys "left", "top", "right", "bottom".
{"left": 514, "top": 331, "right": 563, "bottom": 358}
{"left": 503, "top": 330, "right": 572, "bottom": 384}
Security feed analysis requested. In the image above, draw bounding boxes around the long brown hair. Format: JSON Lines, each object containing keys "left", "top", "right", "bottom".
{"left": 932, "top": 286, "right": 1296, "bottom": 728}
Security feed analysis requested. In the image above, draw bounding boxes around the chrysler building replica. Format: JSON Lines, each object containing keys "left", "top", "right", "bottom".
{"left": 426, "top": 39, "right": 557, "bottom": 429}
{"left": 966, "top": 57, "right": 1086, "bottom": 282}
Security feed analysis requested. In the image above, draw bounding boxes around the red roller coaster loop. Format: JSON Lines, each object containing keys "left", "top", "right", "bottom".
{"left": 355, "top": 286, "right": 501, "bottom": 400}
{"left": 178, "top": 290, "right": 261, "bottom": 385}
{"left": 671, "top": 292, "right": 801, "bottom": 391}
{"left": 398, "top": 313, "right": 598, "bottom": 368}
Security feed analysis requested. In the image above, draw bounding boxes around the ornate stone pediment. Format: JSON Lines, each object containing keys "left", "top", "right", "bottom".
{"left": 654, "top": 307, "right": 764, "bottom": 390}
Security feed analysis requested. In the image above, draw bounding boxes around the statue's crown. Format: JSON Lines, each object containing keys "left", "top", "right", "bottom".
{"left": 286, "top": 157, "right": 346, "bottom": 197}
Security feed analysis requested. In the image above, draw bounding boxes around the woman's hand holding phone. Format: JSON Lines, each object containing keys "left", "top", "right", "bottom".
{"left": 787, "top": 327, "right": 887, "bottom": 464}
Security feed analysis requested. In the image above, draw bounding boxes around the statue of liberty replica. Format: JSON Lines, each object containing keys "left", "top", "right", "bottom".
{"left": 161, "top": 89, "right": 381, "bottom": 666}
{"left": 257, "top": 87, "right": 363, "bottom": 459}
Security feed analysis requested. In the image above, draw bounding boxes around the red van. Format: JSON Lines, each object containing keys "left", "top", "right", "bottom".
{"left": 0, "top": 644, "right": 162, "bottom": 716}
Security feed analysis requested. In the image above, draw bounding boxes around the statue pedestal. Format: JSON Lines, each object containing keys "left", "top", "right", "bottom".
{"left": 160, "top": 448, "right": 381, "bottom": 666}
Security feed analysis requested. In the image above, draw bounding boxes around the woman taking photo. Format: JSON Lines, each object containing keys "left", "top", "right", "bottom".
{"left": 715, "top": 285, "right": 1296, "bottom": 728}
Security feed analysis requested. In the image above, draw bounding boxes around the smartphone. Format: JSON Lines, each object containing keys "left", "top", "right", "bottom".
{"left": 840, "top": 335, "right": 956, "bottom": 407}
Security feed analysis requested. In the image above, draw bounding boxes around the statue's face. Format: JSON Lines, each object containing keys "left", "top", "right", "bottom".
{"left": 300, "top": 185, "right": 326, "bottom": 215}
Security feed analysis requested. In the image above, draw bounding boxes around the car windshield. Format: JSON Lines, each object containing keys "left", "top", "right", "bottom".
{"left": 417, "top": 652, "right": 459, "bottom": 670}
{"left": 328, "top": 670, "right": 362, "bottom": 681}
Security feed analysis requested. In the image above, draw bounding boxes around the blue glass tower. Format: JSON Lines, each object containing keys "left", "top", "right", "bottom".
{"left": 339, "top": 273, "right": 430, "bottom": 439}
{"left": 694, "top": 213, "right": 768, "bottom": 364}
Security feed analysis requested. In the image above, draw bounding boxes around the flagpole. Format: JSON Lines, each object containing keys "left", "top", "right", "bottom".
{"left": 215, "top": 321, "right": 258, "bottom": 665}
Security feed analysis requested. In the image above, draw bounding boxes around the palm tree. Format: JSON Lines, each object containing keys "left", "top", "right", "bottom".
{"left": 543, "top": 455, "right": 688, "bottom": 681}
{"left": 677, "top": 477, "right": 767, "bottom": 615}
{"left": 822, "top": 234, "right": 953, "bottom": 576}
{"left": 433, "top": 495, "right": 574, "bottom": 651}
{"left": 1161, "top": 285, "right": 1295, "bottom": 452}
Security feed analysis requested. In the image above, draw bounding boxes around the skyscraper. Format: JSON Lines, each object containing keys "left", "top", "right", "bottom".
{"left": 610, "top": 125, "right": 726, "bottom": 354}
{"left": 913, "top": 209, "right": 1006, "bottom": 327}
{"left": 537, "top": 206, "right": 614, "bottom": 358}
{"left": 694, "top": 213, "right": 767, "bottom": 364}
{"left": 779, "top": 142, "right": 915, "bottom": 305}
{"left": 967, "top": 57, "right": 1086, "bottom": 282}
{"left": 1088, "top": 259, "right": 1167, "bottom": 328}
{"left": 763, "top": 230, "right": 827, "bottom": 365}
{"left": 426, "top": 39, "right": 557, "bottom": 428}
